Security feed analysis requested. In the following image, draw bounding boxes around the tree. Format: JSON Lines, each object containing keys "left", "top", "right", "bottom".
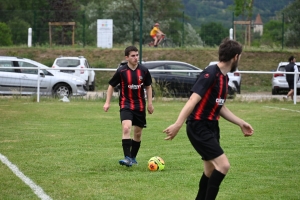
{"left": 282, "top": 0, "right": 300, "bottom": 47}
{"left": 200, "top": 22, "right": 228, "bottom": 46}
{"left": 260, "top": 20, "right": 285, "bottom": 46}
{"left": 0, "top": 22, "right": 13, "bottom": 46}
{"left": 103, "top": 0, "right": 184, "bottom": 44}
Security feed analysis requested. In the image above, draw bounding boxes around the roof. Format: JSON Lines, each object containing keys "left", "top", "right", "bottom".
{"left": 254, "top": 14, "right": 263, "bottom": 25}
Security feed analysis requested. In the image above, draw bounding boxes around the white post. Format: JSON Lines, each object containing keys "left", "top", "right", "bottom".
{"left": 28, "top": 28, "right": 32, "bottom": 47}
{"left": 229, "top": 28, "right": 233, "bottom": 40}
{"left": 37, "top": 65, "right": 40, "bottom": 103}
{"left": 294, "top": 71, "right": 298, "bottom": 105}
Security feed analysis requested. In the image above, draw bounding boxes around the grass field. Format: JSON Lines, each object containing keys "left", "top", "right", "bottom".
{"left": 0, "top": 98, "right": 300, "bottom": 200}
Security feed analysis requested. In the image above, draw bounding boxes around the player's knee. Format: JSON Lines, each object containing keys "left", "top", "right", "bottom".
{"left": 221, "top": 162, "right": 230, "bottom": 174}
{"left": 123, "top": 126, "right": 131, "bottom": 134}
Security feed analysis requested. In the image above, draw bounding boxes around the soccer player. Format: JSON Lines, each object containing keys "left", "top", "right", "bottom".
{"left": 103, "top": 46, "right": 154, "bottom": 167}
{"left": 163, "top": 38, "right": 254, "bottom": 199}
{"left": 283, "top": 56, "right": 299, "bottom": 101}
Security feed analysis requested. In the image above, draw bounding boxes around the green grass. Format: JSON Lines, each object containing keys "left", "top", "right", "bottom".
{"left": 0, "top": 98, "right": 300, "bottom": 200}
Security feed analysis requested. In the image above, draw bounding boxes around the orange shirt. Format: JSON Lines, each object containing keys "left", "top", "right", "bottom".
{"left": 150, "top": 27, "right": 160, "bottom": 36}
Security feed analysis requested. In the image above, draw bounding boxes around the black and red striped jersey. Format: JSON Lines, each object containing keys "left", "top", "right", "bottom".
{"left": 109, "top": 64, "right": 152, "bottom": 111}
{"left": 188, "top": 64, "right": 228, "bottom": 121}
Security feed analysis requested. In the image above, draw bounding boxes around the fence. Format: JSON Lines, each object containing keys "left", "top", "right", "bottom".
{"left": 0, "top": 9, "right": 290, "bottom": 48}
{"left": 0, "top": 66, "right": 299, "bottom": 104}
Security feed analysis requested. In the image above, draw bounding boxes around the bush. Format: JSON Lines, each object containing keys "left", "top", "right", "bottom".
{"left": 7, "top": 18, "right": 31, "bottom": 45}
{"left": 0, "top": 22, "right": 13, "bottom": 46}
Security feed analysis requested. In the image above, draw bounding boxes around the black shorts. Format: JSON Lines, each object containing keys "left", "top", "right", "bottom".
{"left": 120, "top": 108, "right": 146, "bottom": 128}
{"left": 186, "top": 120, "right": 224, "bottom": 161}
{"left": 287, "top": 78, "right": 294, "bottom": 90}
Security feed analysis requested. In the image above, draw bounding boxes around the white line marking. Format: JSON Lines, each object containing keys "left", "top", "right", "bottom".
{"left": 264, "top": 106, "right": 300, "bottom": 113}
{"left": 0, "top": 153, "right": 52, "bottom": 200}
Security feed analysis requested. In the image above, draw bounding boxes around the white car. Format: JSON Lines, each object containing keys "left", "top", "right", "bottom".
{"left": 52, "top": 56, "right": 96, "bottom": 91}
{"left": 208, "top": 61, "right": 242, "bottom": 94}
{"left": 0, "top": 56, "right": 87, "bottom": 97}
{"left": 271, "top": 62, "right": 300, "bottom": 95}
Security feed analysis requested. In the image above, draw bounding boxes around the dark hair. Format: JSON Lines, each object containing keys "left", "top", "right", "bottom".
{"left": 218, "top": 38, "right": 243, "bottom": 62}
{"left": 125, "top": 46, "right": 138, "bottom": 56}
{"left": 288, "top": 56, "right": 295, "bottom": 62}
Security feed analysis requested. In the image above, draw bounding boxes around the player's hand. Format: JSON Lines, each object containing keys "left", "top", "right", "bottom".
{"left": 163, "top": 124, "right": 181, "bottom": 140}
{"left": 240, "top": 122, "right": 254, "bottom": 137}
{"left": 103, "top": 103, "right": 110, "bottom": 112}
{"left": 147, "top": 104, "right": 154, "bottom": 114}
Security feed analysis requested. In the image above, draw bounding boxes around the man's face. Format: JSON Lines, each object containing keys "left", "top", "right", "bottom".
{"left": 126, "top": 51, "right": 139, "bottom": 66}
{"left": 230, "top": 54, "right": 240, "bottom": 73}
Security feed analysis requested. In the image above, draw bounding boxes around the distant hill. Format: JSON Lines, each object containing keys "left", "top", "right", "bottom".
{"left": 182, "top": 0, "right": 295, "bottom": 27}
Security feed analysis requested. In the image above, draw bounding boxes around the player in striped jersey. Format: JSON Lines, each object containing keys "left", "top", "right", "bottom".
{"left": 103, "top": 46, "right": 154, "bottom": 167}
{"left": 163, "top": 38, "right": 254, "bottom": 200}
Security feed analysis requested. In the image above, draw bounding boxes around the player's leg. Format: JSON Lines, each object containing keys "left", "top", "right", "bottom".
{"left": 130, "top": 111, "right": 146, "bottom": 164}
{"left": 119, "top": 109, "right": 134, "bottom": 166}
{"left": 195, "top": 161, "right": 214, "bottom": 200}
{"left": 204, "top": 154, "right": 229, "bottom": 200}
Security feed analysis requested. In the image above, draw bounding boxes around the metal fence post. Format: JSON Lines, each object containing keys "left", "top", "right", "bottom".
{"left": 182, "top": 11, "right": 185, "bottom": 48}
{"left": 82, "top": 10, "right": 86, "bottom": 47}
{"left": 132, "top": 11, "right": 135, "bottom": 45}
{"left": 282, "top": 13, "right": 284, "bottom": 50}
{"left": 139, "top": 0, "right": 143, "bottom": 63}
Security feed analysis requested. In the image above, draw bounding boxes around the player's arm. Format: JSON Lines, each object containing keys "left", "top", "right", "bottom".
{"left": 219, "top": 105, "right": 254, "bottom": 137}
{"left": 145, "top": 85, "right": 154, "bottom": 114}
{"left": 103, "top": 85, "right": 114, "bottom": 112}
{"left": 163, "top": 93, "right": 201, "bottom": 140}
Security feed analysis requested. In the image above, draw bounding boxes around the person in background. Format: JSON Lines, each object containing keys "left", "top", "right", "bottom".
{"left": 283, "top": 56, "right": 299, "bottom": 101}
{"left": 150, "top": 23, "right": 165, "bottom": 47}
{"left": 163, "top": 38, "right": 254, "bottom": 200}
{"left": 103, "top": 46, "right": 154, "bottom": 167}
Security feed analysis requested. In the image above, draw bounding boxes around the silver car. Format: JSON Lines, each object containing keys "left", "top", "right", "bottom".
{"left": 0, "top": 56, "right": 87, "bottom": 97}
{"left": 271, "top": 62, "right": 300, "bottom": 95}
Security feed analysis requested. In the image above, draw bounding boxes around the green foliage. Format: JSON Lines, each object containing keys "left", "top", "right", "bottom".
{"left": 7, "top": 18, "right": 30, "bottom": 45}
{"left": 200, "top": 22, "right": 228, "bottom": 46}
{"left": 261, "top": 20, "right": 285, "bottom": 46}
{"left": 0, "top": 22, "right": 13, "bottom": 46}
{"left": 178, "top": 23, "right": 203, "bottom": 47}
{"left": 282, "top": 0, "right": 300, "bottom": 47}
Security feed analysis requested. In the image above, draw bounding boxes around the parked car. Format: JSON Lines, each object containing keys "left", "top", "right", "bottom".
{"left": 208, "top": 61, "right": 242, "bottom": 95}
{"left": 0, "top": 56, "right": 87, "bottom": 97}
{"left": 115, "top": 60, "right": 202, "bottom": 97}
{"left": 272, "top": 62, "right": 300, "bottom": 94}
{"left": 52, "top": 56, "right": 96, "bottom": 91}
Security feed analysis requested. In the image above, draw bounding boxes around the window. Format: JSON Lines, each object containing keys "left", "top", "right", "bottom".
{"left": 56, "top": 59, "right": 80, "bottom": 67}
{"left": 0, "top": 61, "right": 14, "bottom": 72}
{"left": 168, "top": 64, "right": 194, "bottom": 77}
{"left": 19, "top": 61, "right": 38, "bottom": 74}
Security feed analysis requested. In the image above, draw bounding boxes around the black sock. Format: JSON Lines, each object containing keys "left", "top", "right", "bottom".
{"left": 195, "top": 172, "right": 209, "bottom": 200}
{"left": 131, "top": 140, "right": 141, "bottom": 158}
{"left": 205, "top": 169, "right": 225, "bottom": 200}
{"left": 122, "top": 139, "right": 132, "bottom": 158}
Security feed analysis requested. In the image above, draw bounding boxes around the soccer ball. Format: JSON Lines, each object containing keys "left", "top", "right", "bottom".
{"left": 148, "top": 156, "right": 165, "bottom": 171}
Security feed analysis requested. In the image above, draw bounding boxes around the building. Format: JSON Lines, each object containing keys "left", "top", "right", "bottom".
{"left": 253, "top": 13, "right": 263, "bottom": 36}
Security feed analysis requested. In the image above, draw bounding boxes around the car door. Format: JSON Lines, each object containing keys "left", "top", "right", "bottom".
{"left": 165, "top": 63, "right": 199, "bottom": 96}
{"left": 18, "top": 61, "right": 50, "bottom": 94}
{"left": 0, "top": 60, "right": 22, "bottom": 94}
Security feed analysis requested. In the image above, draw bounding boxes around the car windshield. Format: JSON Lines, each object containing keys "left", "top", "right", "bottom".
{"left": 56, "top": 59, "right": 80, "bottom": 67}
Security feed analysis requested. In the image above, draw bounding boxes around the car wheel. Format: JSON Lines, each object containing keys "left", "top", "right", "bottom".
{"left": 237, "top": 83, "right": 241, "bottom": 94}
{"left": 89, "top": 80, "right": 95, "bottom": 91}
{"left": 272, "top": 88, "right": 278, "bottom": 95}
{"left": 53, "top": 83, "right": 71, "bottom": 98}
